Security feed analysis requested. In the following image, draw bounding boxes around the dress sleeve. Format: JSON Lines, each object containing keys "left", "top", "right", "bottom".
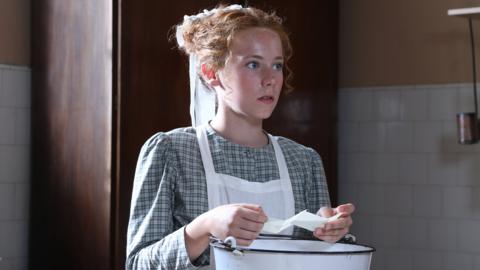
{"left": 126, "top": 133, "right": 201, "bottom": 270}
{"left": 305, "top": 148, "right": 331, "bottom": 213}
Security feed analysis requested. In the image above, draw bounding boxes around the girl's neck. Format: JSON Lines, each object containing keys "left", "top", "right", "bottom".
{"left": 209, "top": 114, "right": 268, "bottom": 148}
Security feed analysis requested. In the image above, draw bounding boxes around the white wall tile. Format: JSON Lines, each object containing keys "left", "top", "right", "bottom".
{"left": 338, "top": 182, "right": 357, "bottom": 205}
{"left": 373, "top": 90, "right": 402, "bottom": 121}
{"left": 385, "top": 185, "right": 413, "bottom": 216}
{"left": 412, "top": 251, "right": 442, "bottom": 270}
{"left": 428, "top": 219, "right": 457, "bottom": 251}
{"left": 349, "top": 214, "right": 372, "bottom": 244}
{"left": 338, "top": 88, "right": 352, "bottom": 122}
{"left": 385, "top": 249, "right": 413, "bottom": 270}
{"left": 385, "top": 185, "right": 412, "bottom": 215}
{"left": 0, "top": 184, "right": 15, "bottom": 220}
{"left": 356, "top": 185, "right": 385, "bottom": 214}
{"left": 385, "top": 122, "right": 413, "bottom": 152}
{"left": 0, "top": 257, "right": 14, "bottom": 270}
{"left": 338, "top": 154, "right": 349, "bottom": 184}
{"left": 14, "top": 109, "right": 30, "bottom": 145}
{"left": 443, "top": 121, "right": 480, "bottom": 153}
{"left": 444, "top": 253, "right": 473, "bottom": 270}
{"left": 457, "top": 84, "right": 476, "bottom": 113}
{"left": 0, "top": 68, "right": 5, "bottom": 107}
{"left": 370, "top": 248, "right": 386, "bottom": 270}
{"left": 0, "top": 108, "right": 15, "bottom": 145}
{"left": 13, "top": 257, "right": 28, "bottom": 270}
{"left": 399, "top": 217, "right": 428, "bottom": 249}
{"left": 339, "top": 153, "right": 372, "bottom": 183}
{"left": 428, "top": 154, "right": 457, "bottom": 186}
{"left": 1, "top": 69, "right": 30, "bottom": 108}
{"left": 338, "top": 122, "right": 359, "bottom": 153}
{"left": 413, "top": 122, "right": 443, "bottom": 153}
{"left": 14, "top": 184, "right": 29, "bottom": 220}
{"left": 0, "top": 66, "right": 31, "bottom": 268}
{"left": 443, "top": 121, "right": 468, "bottom": 153}
{"left": 474, "top": 255, "right": 480, "bottom": 270}
{"left": 339, "top": 89, "right": 373, "bottom": 122}
{"left": 0, "top": 147, "right": 7, "bottom": 182}
{"left": 0, "top": 221, "right": 28, "bottom": 258}
{"left": 373, "top": 154, "right": 399, "bottom": 183}
{"left": 358, "top": 122, "right": 387, "bottom": 152}
{"left": 0, "top": 146, "right": 29, "bottom": 183}
{"left": 401, "top": 88, "right": 428, "bottom": 121}
{"left": 351, "top": 89, "right": 374, "bottom": 122}
{"left": 399, "top": 153, "right": 428, "bottom": 184}
{"left": 338, "top": 84, "right": 480, "bottom": 269}
{"left": 428, "top": 86, "right": 458, "bottom": 121}
{"left": 456, "top": 153, "right": 480, "bottom": 186}
{"left": 443, "top": 187, "right": 480, "bottom": 219}
{"left": 413, "top": 186, "right": 442, "bottom": 217}
{"left": 371, "top": 216, "right": 399, "bottom": 247}
{"left": 458, "top": 220, "right": 480, "bottom": 253}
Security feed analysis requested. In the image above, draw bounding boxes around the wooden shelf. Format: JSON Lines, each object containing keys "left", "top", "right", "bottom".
{"left": 448, "top": 7, "right": 480, "bottom": 19}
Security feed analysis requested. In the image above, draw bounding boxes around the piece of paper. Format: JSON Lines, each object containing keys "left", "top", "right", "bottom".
{"left": 261, "top": 210, "right": 342, "bottom": 234}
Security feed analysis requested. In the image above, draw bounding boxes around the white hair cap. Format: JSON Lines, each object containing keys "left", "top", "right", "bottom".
{"left": 175, "top": 4, "right": 244, "bottom": 126}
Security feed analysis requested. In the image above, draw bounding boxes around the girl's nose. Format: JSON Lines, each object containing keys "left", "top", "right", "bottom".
{"left": 262, "top": 70, "right": 276, "bottom": 87}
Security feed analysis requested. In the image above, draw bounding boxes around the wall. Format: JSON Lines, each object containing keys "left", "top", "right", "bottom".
{"left": 339, "top": 1, "right": 480, "bottom": 270}
{"left": 0, "top": 0, "right": 30, "bottom": 66}
{"left": 0, "top": 0, "right": 30, "bottom": 270}
{"left": 338, "top": 84, "right": 480, "bottom": 270}
{"left": 0, "top": 67, "right": 30, "bottom": 268}
{"left": 339, "top": 0, "right": 480, "bottom": 87}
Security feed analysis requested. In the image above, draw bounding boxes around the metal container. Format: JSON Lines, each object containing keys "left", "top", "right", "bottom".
{"left": 210, "top": 236, "right": 375, "bottom": 270}
{"left": 457, "top": 112, "right": 479, "bottom": 144}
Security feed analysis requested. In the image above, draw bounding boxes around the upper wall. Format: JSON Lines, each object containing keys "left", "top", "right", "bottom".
{"left": 2, "top": 0, "right": 479, "bottom": 83}
{"left": 0, "top": 0, "right": 30, "bottom": 66}
{"left": 339, "top": 0, "right": 480, "bottom": 87}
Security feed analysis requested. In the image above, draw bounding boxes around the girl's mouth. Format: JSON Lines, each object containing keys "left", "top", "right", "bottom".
{"left": 258, "top": 96, "right": 274, "bottom": 104}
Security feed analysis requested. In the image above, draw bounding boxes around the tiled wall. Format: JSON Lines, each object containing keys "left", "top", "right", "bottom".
{"left": 0, "top": 64, "right": 30, "bottom": 270}
{"left": 338, "top": 84, "right": 480, "bottom": 270}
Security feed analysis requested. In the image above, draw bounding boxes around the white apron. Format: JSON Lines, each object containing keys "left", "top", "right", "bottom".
{"left": 196, "top": 125, "right": 295, "bottom": 269}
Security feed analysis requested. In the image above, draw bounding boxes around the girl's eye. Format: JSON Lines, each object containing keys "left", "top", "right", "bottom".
{"left": 273, "top": 63, "right": 283, "bottom": 71}
{"left": 246, "top": 61, "right": 259, "bottom": 69}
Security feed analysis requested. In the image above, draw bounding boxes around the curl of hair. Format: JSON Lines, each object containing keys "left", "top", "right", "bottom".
{"left": 175, "top": 5, "right": 294, "bottom": 93}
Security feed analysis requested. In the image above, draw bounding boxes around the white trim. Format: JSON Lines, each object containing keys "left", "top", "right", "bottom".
{"left": 209, "top": 175, "right": 284, "bottom": 193}
{"left": 339, "top": 82, "right": 477, "bottom": 91}
{"left": 448, "top": 7, "right": 480, "bottom": 18}
{"left": 0, "top": 64, "right": 31, "bottom": 71}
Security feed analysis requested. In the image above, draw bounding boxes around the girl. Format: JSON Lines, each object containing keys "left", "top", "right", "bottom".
{"left": 126, "top": 4, "right": 354, "bottom": 270}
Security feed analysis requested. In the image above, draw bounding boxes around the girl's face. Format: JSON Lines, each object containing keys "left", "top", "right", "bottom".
{"left": 215, "top": 27, "right": 284, "bottom": 123}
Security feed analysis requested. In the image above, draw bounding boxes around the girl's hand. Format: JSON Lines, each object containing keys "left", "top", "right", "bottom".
{"left": 205, "top": 204, "right": 268, "bottom": 246}
{"left": 313, "top": 203, "right": 355, "bottom": 243}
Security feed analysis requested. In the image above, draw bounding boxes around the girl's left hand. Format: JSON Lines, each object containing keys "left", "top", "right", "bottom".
{"left": 313, "top": 203, "right": 355, "bottom": 243}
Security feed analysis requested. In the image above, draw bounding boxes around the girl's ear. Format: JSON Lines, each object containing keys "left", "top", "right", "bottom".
{"left": 201, "top": 63, "right": 221, "bottom": 87}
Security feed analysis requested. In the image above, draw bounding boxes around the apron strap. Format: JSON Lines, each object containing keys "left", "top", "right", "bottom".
{"left": 196, "top": 125, "right": 216, "bottom": 176}
{"left": 269, "top": 135, "right": 295, "bottom": 219}
{"left": 269, "top": 134, "right": 290, "bottom": 180}
{"left": 196, "top": 124, "right": 223, "bottom": 210}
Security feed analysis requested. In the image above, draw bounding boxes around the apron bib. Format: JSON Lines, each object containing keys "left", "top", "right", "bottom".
{"left": 196, "top": 125, "right": 295, "bottom": 269}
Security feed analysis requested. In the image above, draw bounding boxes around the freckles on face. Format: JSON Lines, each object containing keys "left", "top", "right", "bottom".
{"left": 221, "top": 27, "right": 284, "bottom": 94}
{"left": 215, "top": 27, "right": 284, "bottom": 120}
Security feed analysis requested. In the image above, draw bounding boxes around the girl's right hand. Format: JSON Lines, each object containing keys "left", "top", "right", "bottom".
{"left": 204, "top": 204, "right": 268, "bottom": 246}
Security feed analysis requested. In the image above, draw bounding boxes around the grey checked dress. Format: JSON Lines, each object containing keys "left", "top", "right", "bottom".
{"left": 126, "top": 126, "right": 330, "bottom": 270}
